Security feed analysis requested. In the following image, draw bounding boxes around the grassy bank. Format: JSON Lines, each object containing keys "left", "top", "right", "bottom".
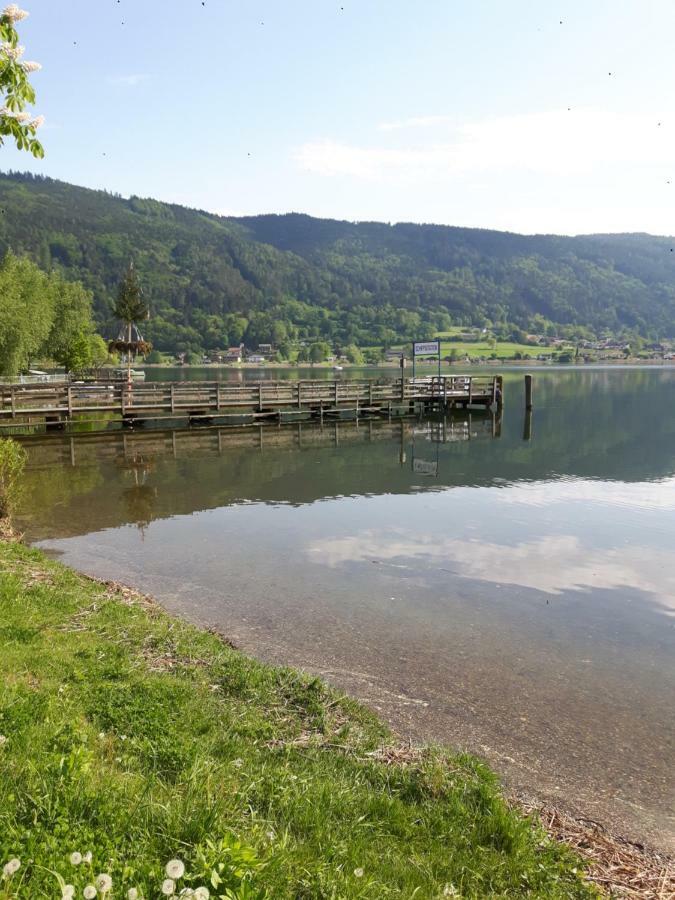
{"left": 0, "top": 540, "right": 594, "bottom": 899}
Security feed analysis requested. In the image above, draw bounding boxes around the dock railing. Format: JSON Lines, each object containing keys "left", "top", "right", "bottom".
{"left": 0, "top": 375, "right": 502, "bottom": 423}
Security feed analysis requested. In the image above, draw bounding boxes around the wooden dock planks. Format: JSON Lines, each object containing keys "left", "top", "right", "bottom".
{"left": 0, "top": 375, "right": 502, "bottom": 428}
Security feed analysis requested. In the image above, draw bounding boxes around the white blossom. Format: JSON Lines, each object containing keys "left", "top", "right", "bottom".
{"left": 353, "top": 867, "right": 364, "bottom": 878}
{"left": 2, "top": 858, "right": 21, "bottom": 877}
{"left": 21, "top": 59, "right": 40, "bottom": 72}
{"left": 83, "top": 886, "right": 97, "bottom": 900}
{"left": 70, "top": 851, "right": 83, "bottom": 866}
{"left": 0, "top": 107, "right": 29, "bottom": 121}
{"left": 94, "top": 873, "right": 112, "bottom": 894}
{"left": 161, "top": 878, "right": 175, "bottom": 895}
{"left": 165, "top": 859, "right": 185, "bottom": 880}
{"left": 29, "top": 114, "right": 44, "bottom": 128}
{"left": 2, "top": 5, "right": 29, "bottom": 21}
{"left": 1, "top": 42, "right": 24, "bottom": 59}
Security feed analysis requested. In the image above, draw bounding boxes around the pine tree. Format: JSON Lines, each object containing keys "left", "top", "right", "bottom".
{"left": 111, "top": 263, "right": 151, "bottom": 382}
{"left": 113, "top": 263, "right": 148, "bottom": 329}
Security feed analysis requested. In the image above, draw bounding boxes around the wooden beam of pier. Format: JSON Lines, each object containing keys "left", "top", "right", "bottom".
{"left": 0, "top": 376, "right": 502, "bottom": 426}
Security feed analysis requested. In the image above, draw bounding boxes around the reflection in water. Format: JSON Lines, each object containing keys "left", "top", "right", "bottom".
{"left": 117, "top": 453, "right": 158, "bottom": 535}
{"left": 13, "top": 368, "right": 675, "bottom": 852}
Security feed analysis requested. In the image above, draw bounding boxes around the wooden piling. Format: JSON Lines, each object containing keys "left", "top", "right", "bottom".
{"left": 525, "top": 374, "right": 533, "bottom": 410}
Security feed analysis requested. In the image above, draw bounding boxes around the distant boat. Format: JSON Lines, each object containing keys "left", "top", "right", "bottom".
{"left": 114, "top": 368, "right": 146, "bottom": 381}
{"left": 333, "top": 364, "right": 344, "bottom": 371}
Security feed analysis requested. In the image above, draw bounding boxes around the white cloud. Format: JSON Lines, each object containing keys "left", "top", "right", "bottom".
{"left": 107, "top": 74, "right": 150, "bottom": 87}
{"left": 307, "top": 530, "right": 675, "bottom": 607}
{"left": 378, "top": 115, "right": 454, "bottom": 132}
{"left": 295, "top": 108, "right": 675, "bottom": 183}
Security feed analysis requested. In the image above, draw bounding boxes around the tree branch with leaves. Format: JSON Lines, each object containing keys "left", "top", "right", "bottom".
{"left": 0, "top": 5, "right": 44, "bottom": 158}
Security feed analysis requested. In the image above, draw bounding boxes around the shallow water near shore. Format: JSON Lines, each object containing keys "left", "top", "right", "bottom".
{"left": 14, "top": 367, "right": 675, "bottom": 852}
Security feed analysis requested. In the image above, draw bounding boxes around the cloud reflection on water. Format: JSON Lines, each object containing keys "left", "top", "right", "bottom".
{"left": 307, "top": 477, "right": 675, "bottom": 608}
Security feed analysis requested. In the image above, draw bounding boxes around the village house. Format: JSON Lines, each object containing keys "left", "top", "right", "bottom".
{"left": 224, "top": 345, "right": 244, "bottom": 363}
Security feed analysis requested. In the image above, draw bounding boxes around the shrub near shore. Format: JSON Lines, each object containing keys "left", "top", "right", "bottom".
{"left": 0, "top": 541, "right": 594, "bottom": 898}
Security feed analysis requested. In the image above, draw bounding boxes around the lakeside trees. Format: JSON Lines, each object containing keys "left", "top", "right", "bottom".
{"left": 0, "top": 251, "right": 101, "bottom": 375}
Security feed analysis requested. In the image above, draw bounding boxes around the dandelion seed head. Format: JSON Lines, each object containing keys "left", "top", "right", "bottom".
{"left": 83, "top": 886, "right": 97, "bottom": 899}
{"left": 161, "top": 877, "right": 175, "bottom": 895}
{"left": 0, "top": 734, "right": 7, "bottom": 746}
{"left": 127, "top": 890, "right": 139, "bottom": 900}
{"left": 165, "top": 859, "right": 185, "bottom": 879}
{"left": 353, "top": 867, "right": 364, "bottom": 878}
{"left": 232, "top": 757, "right": 243, "bottom": 768}
{"left": 62, "top": 885, "right": 75, "bottom": 899}
{"left": 2, "top": 858, "right": 21, "bottom": 877}
{"left": 94, "top": 873, "right": 112, "bottom": 893}
{"left": 70, "top": 851, "right": 83, "bottom": 866}
{"left": 83, "top": 851, "right": 93, "bottom": 864}
{"left": 194, "top": 888, "right": 210, "bottom": 900}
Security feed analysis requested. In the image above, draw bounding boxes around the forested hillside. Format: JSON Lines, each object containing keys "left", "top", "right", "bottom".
{"left": 1, "top": 171, "right": 674, "bottom": 353}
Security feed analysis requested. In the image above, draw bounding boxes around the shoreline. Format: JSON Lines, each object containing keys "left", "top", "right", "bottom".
{"left": 1, "top": 533, "right": 671, "bottom": 897}
{"left": 141, "top": 358, "right": 675, "bottom": 371}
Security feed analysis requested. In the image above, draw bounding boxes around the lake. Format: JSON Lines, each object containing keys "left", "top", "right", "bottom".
{"left": 14, "top": 367, "right": 675, "bottom": 852}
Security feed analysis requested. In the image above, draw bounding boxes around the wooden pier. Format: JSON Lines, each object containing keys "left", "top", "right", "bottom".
{"left": 0, "top": 375, "right": 502, "bottom": 431}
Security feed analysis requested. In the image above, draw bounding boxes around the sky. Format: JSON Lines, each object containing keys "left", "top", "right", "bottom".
{"left": 3, "top": 0, "right": 675, "bottom": 235}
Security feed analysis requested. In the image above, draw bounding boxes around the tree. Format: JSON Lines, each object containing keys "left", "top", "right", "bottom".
{"left": 110, "top": 262, "right": 151, "bottom": 379}
{"left": 44, "top": 278, "right": 94, "bottom": 366}
{"left": 345, "top": 344, "right": 364, "bottom": 365}
{"left": 0, "top": 5, "right": 44, "bottom": 158}
{"left": 113, "top": 262, "right": 148, "bottom": 329}
{"left": 0, "top": 251, "right": 53, "bottom": 374}
{"left": 89, "top": 334, "right": 110, "bottom": 368}
{"left": 309, "top": 341, "right": 330, "bottom": 364}
{"left": 62, "top": 331, "right": 93, "bottom": 374}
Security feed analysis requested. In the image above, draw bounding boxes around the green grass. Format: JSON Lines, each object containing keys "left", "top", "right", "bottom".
{"left": 0, "top": 541, "right": 595, "bottom": 899}
{"left": 440, "top": 341, "right": 558, "bottom": 360}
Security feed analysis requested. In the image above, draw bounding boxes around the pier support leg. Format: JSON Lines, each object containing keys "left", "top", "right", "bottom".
{"left": 525, "top": 374, "right": 533, "bottom": 410}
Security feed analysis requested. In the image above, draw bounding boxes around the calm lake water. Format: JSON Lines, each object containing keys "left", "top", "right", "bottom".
{"left": 14, "top": 367, "right": 675, "bottom": 851}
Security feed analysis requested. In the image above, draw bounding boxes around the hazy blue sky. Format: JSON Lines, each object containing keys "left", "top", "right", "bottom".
{"left": 3, "top": 0, "right": 675, "bottom": 234}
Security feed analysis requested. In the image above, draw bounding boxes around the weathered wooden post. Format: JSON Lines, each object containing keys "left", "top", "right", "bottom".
{"left": 525, "top": 374, "right": 533, "bottom": 410}
{"left": 523, "top": 408, "right": 533, "bottom": 441}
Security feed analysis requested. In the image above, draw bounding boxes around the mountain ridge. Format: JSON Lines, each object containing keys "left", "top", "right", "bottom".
{"left": 1, "top": 170, "right": 673, "bottom": 351}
